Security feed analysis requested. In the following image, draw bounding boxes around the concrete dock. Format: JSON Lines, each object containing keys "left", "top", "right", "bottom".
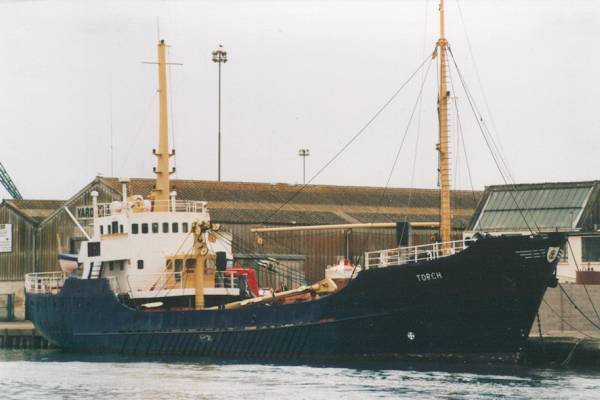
{"left": 523, "top": 331, "right": 600, "bottom": 368}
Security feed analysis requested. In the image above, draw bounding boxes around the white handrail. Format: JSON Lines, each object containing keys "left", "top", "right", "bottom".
{"left": 24, "top": 272, "right": 67, "bottom": 294}
{"left": 364, "top": 239, "right": 471, "bottom": 269}
{"left": 96, "top": 200, "right": 208, "bottom": 217}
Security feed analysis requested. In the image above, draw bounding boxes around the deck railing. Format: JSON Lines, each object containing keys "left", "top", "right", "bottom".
{"left": 364, "top": 239, "right": 471, "bottom": 269}
{"left": 96, "top": 199, "right": 208, "bottom": 217}
{"left": 24, "top": 272, "right": 67, "bottom": 294}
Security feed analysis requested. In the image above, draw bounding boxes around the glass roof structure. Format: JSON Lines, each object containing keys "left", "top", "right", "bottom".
{"left": 470, "top": 183, "right": 596, "bottom": 232}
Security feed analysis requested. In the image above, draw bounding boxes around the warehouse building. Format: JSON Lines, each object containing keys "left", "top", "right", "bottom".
{"left": 0, "top": 199, "right": 64, "bottom": 319}
{"left": 1, "top": 176, "right": 480, "bottom": 319}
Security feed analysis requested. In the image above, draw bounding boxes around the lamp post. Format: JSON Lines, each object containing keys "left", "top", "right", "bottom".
{"left": 298, "top": 148, "right": 310, "bottom": 184}
{"left": 212, "top": 45, "right": 227, "bottom": 182}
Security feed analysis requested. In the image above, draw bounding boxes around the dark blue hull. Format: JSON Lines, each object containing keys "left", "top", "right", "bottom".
{"left": 27, "top": 234, "right": 564, "bottom": 359}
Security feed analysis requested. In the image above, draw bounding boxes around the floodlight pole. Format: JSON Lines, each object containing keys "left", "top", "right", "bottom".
{"left": 298, "top": 148, "right": 310, "bottom": 184}
{"left": 212, "top": 45, "right": 228, "bottom": 182}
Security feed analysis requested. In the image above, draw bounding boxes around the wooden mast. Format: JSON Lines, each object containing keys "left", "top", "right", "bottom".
{"left": 437, "top": 0, "right": 452, "bottom": 247}
{"left": 149, "top": 40, "right": 173, "bottom": 211}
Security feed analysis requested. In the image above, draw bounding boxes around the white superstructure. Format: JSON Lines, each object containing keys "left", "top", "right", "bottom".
{"left": 74, "top": 186, "right": 233, "bottom": 298}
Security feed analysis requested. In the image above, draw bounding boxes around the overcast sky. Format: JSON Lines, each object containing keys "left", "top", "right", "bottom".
{"left": 0, "top": 0, "right": 598, "bottom": 201}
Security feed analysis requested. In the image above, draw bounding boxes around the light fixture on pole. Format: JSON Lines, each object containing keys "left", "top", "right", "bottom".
{"left": 212, "top": 44, "right": 227, "bottom": 182}
{"left": 298, "top": 148, "right": 310, "bottom": 184}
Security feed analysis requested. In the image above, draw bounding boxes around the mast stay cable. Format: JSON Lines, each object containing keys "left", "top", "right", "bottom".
{"left": 376, "top": 60, "right": 433, "bottom": 211}
{"left": 447, "top": 47, "right": 538, "bottom": 234}
{"left": 446, "top": 55, "right": 480, "bottom": 207}
{"left": 258, "top": 53, "right": 435, "bottom": 226}
{"left": 455, "top": 0, "right": 515, "bottom": 184}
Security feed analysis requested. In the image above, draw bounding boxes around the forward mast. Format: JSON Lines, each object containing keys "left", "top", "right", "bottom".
{"left": 437, "top": 0, "right": 452, "bottom": 248}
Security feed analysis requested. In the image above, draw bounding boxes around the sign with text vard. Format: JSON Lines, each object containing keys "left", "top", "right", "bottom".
{"left": 0, "top": 224, "right": 12, "bottom": 253}
{"left": 76, "top": 206, "right": 95, "bottom": 220}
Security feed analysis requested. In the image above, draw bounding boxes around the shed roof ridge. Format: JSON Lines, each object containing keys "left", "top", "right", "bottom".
{"left": 98, "top": 176, "right": 481, "bottom": 195}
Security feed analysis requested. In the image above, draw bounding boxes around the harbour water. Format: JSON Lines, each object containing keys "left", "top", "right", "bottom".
{"left": 1, "top": 349, "right": 600, "bottom": 399}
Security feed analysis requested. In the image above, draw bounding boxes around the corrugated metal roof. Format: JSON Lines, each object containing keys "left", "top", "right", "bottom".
{"left": 471, "top": 181, "right": 597, "bottom": 232}
{"left": 99, "top": 177, "right": 480, "bottom": 226}
{"left": 3, "top": 199, "right": 64, "bottom": 224}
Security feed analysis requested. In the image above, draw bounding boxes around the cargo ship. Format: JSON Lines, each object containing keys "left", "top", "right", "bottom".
{"left": 25, "top": 1, "right": 565, "bottom": 359}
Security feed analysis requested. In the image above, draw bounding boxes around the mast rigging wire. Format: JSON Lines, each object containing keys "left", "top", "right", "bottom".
{"left": 447, "top": 47, "right": 537, "bottom": 234}
{"left": 120, "top": 92, "right": 159, "bottom": 173}
{"left": 455, "top": 0, "right": 515, "bottom": 184}
{"left": 258, "top": 53, "right": 435, "bottom": 226}
{"left": 366, "top": 0, "right": 431, "bottom": 248}
{"left": 376, "top": 59, "right": 433, "bottom": 210}
{"left": 446, "top": 53, "right": 479, "bottom": 207}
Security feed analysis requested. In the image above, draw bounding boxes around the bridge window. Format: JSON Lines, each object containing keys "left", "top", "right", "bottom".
{"left": 141, "top": 223, "right": 148, "bottom": 234}
{"left": 162, "top": 222, "right": 169, "bottom": 233}
{"left": 87, "top": 242, "right": 100, "bottom": 257}
{"left": 174, "top": 259, "right": 183, "bottom": 282}
{"left": 152, "top": 223, "right": 159, "bottom": 233}
{"left": 185, "top": 258, "right": 196, "bottom": 272}
{"left": 137, "top": 260, "right": 144, "bottom": 270}
{"left": 132, "top": 224, "right": 139, "bottom": 234}
{"left": 172, "top": 222, "right": 179, "bottom": 233}
{"left": 182, "top": 222, "right": 189, "bottom": 233}
{"left": 174, "top": 259, "right": 183, "bottom": 271}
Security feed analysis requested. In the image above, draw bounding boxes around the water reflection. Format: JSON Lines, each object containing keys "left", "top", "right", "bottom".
{"left": 1, "top": 349, "right": 599, "bottom": 400}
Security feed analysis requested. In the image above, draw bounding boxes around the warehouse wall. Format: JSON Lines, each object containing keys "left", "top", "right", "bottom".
{"left": 534, "top": 283, "right": 600, "bottom": 335}
{"left": 0, "top": 205, "right": 37, "bottom": 281}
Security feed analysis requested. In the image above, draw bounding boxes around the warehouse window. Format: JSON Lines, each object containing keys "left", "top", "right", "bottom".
{"left": 132, "top": 224, "right": 139, "bottom": 234}
{"left": 582, "top": 237, "right": 600, "bottom": 262}
{"left": 560, "top": 242, "right": 569, "bottom": 262}
{"left": 182, "top": 223, "right": 189, "bottom": 233}
{"left": 172, "top": 222, "right": 179, "bottom": 233}
{"left": 162, "top": 222, "right": 169, "bottom": 233}
{"left": 141, "top": 223, "right": 148, "bottom": 234}
{"left": 152, "top": 223, "right": 159, "bottom": 233}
